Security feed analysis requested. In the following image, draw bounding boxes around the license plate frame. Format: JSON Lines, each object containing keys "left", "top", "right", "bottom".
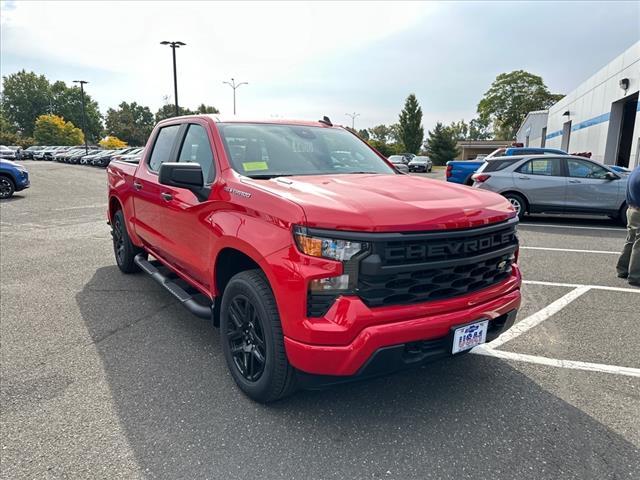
{"left": 451, "top": 319, "right": 489, "bottom": 354}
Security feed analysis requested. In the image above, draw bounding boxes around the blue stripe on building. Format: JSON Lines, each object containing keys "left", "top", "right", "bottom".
{"left": 545, "top": 100, "right": 640, "bottom": 140}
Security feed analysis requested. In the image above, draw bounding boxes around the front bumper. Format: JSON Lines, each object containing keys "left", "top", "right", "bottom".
{"left": 284, "top": 277, "right": 521, "bottom": 376}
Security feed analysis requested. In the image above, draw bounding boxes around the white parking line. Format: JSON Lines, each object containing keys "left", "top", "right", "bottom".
{"left": 487, "top": 286, "right": 591, "bottom": 349}
{"left": 521, "top": 246, "right": 619, "bottom": 255}
{"left": 523, "top": 280, "right": 640, "bottom": 293}
{"left": 472, "top": 346, "right": 640, "bottom": 378}
{"left": 519, "top": 223, "right": 625, "bottom": 232}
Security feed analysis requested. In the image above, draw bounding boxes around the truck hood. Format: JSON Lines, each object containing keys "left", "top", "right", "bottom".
{"left": 246, "top": 174, "right": 515, "bottom": 232}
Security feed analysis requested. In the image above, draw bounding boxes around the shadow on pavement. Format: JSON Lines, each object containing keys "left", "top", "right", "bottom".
{"left": 77, "top": 266, "right": 640, "bottom": 479}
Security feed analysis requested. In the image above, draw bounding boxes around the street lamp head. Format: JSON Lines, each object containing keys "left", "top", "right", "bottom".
{"left": 175, "top": 41, "right": 186, "bottom": 46}
{"left": 73, "top": 80, "right": 88, "bottom": 85}
{"left": 160, "top": 41, "right": 170, "bottom": 45}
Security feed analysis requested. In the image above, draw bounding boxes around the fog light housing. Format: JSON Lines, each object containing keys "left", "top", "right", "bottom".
{"left": 309, "top": 274, "right": 350, "bottom": 292}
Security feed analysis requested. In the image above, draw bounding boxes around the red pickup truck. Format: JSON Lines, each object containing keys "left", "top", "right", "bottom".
{"left": 107, "top": 115, "right": 521, "bottom": 402}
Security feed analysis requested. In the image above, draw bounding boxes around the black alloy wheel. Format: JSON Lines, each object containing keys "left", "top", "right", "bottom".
{"left": 112, "top": 215, "right": 126, "bottom": 266}
{"left": 226, "top": 294, "right": 267, "bottom": 382}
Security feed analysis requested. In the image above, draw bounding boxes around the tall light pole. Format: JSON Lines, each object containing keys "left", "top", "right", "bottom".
{"left": 345, "top": 112, "right": 360, "bottom": 130}
{"left": 223, "top": 78, "right": 248, "bottom": 115}
{"left": 160, "top": 41, "right": 186, "bottom": 117}
{"left": 73, "top": 80, "right": 89, "bottom": 154}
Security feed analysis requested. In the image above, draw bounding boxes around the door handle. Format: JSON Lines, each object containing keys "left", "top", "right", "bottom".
{"left": 568, "top": 180, "right": 581, "bottom": 184}
{"left": 517, "top": 176, "right": 530, "bottom": 180}
{"left": 161, "top": 192, "right": 173, "bottom": 201}
{"left": 133, "top": 181, "right": 142, "bottom": 190}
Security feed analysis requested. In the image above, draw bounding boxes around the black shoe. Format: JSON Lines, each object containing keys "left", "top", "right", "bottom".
{"left": 617, "top": 272, "right": 628, "bottom": 279}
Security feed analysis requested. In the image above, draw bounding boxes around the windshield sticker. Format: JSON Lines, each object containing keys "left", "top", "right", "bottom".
{"left": 242, "top": 161, "right": 269, "bottom": 171}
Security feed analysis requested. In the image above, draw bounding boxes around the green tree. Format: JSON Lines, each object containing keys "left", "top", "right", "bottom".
{"left": 34, "top": 114, "right": 84, "bottom": 145}
{"left": 425, "top": 122, "right": 460, "bottom": 166}
{"left": 447, "top": 120, "right": 469, "bottom": 141}
{"left": 155, "top": 104, "right": 192, "bottom": 122}
{"left": 105, "top": 102, "right": 155, "bottom": 146}
{"left": 368, "top": 124, "right": 392, "bottom": 143}
{"left": 477, "top": 70, "right": 563, "bottom": 140}
{"left": 1, "top": 70, "right": 51, "bottom": 136}
{"left": 194, "top": 103, "right": 220, "bottom": 114}
{"left": 357, "top": 129, "right": 370, "bottom": 140}
{"left": 50, "top": 81, "right": 103, "bottom": 142}
{"left": 398, "top": 94, "right": 424, "bottom": 154}
{"left": 468, "top": 117, "right": 492, "bottom": 140}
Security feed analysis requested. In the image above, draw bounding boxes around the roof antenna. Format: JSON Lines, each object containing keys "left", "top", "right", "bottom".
{"left": 319, "top": 116, "right": 333, "bottom": 126}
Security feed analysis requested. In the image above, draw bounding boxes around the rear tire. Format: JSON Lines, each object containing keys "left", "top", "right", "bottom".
{"left": 503, "top": 193, "right": 526, "bottom": 220}
{"left": 221, "top": 270, "right": 296, "bottom": 403}
{"left": 0, "top": 175, "right": 15, "bottom": 199}
{"left": 112, "top": 209, "right": 144, "bottom": 273}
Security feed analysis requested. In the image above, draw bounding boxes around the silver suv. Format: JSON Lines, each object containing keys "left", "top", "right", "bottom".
{"left": 472, "top": 155, "right": 629, "bottom": 221}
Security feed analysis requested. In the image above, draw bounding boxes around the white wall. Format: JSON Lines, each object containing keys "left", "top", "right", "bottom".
{"left": 545, "top": 41, "right": 640, "bottom": 168}
{"left": 516, "top": 111, "right": 548, "bottom": 146}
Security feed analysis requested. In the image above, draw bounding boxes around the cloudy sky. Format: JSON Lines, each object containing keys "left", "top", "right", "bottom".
{"left": 1, "top": 1, "right": 638, "bottom": 131}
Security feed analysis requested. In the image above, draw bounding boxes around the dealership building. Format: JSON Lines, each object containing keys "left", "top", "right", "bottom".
{"left": 517, "top": 41, "right": 639, "bottom": 169}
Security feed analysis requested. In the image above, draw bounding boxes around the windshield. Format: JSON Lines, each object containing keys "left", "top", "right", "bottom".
{"left": 218, "top": 123, "right": 395, "bottom": 178}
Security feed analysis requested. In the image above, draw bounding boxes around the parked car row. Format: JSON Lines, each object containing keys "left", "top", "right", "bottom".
{"left": 20, "top": 145, "right": 144, "bottom": 167}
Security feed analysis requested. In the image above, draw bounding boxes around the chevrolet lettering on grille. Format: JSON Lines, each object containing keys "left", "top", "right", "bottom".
{"left": 385, "top": 231, "right": 516, "bottom": 262}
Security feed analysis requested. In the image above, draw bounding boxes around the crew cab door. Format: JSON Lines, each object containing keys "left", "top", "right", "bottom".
{"left": 155, "top": 122, "right": 218, "bottom": 288}
{"left": 132, "top": 121, "right": 216, "bottom": 290}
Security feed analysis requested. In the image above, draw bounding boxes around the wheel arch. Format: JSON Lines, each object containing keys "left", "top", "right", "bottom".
{"left": 499, "top": 190, "right": 530, "bottom": 213}
{"left": 212, "top": 246, "right": 271, "bottom": 327}
{"left": 108, "top": 195, "right": 123, "bottom": 222}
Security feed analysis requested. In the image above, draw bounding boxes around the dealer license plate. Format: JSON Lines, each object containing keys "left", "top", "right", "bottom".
{"left": 452, "top": 320, "right": 489, "bottom": 354}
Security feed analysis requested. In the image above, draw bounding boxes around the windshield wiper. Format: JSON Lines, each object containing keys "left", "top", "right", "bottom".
{"left": 245, "top": 173, "right": 295, "bottom": 179}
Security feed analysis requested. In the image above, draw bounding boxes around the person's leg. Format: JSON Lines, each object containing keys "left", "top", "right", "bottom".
{"left": 616, "top": 209, "right": 635, "bottom": 278}
{"left": 626, "top": 208, "right": 640, "bottom": 285}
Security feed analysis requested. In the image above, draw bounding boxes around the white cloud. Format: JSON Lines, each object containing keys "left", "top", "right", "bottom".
{"left": 1, "top": 0, "right": 434, "bottom": 119}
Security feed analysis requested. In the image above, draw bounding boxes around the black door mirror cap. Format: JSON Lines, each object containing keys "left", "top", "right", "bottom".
{"left": 604, "top": 171, "right": 619, "bottom": 181}
{"left": 158, "top": 162, "right": 210, "bottom": 201}
{"left": 159, "top": 162, "right": 204, "bottom": 189}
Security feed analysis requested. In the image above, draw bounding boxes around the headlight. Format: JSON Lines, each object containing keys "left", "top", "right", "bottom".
{"left": 293, "top": 226, "right": 367, "bottom": 261}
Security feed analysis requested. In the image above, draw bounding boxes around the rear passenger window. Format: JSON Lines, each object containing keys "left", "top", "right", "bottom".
{"left": 178, "top": 124, "right": 215, "bottom": 184}
{"left": 148, "top": 125, "right": 181, "bottom": 171}
{"left": 483, "top": 159, "right": 518, "bottom": 172}
{"left": 518, "top": 158, "right": 561, "bottom": 176}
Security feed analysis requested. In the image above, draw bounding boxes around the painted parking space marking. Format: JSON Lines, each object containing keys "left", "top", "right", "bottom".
{"left": 521, "top": 246, "right": 619, "bottom": 255}
{"left": 487, "top": 286, "right": 591, "bottom": 349}
{"left": 470, "top": 280, "right": 640, "bottom": 377}
{"left": 472, "top": 346, "right": 640, "bottom": 378}
{"left": 518, "top": 223, "right": 625, "bottom": 232}
{"left": 523, "top": 280, "right": 640, "bottom": 294}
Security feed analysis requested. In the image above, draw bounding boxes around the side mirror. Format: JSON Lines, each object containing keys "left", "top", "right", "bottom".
{"left": 604, "top": 171, "right": 619, "bottom": 181}
{"left": 159, "top": 162, "right": 209, "bottom": 200}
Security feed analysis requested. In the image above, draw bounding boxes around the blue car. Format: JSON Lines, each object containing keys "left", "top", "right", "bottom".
{"left": 0, "top": 159, "right": 30, "bottom": 199}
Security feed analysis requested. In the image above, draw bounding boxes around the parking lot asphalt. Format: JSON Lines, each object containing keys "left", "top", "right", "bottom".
{"left": 2, "top": 162, "right": 639, "bottom": 479}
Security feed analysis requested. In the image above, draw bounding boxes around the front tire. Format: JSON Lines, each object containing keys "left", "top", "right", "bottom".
{"left": 112, "top": 209, "right": 144, "bottom": 273}
{"left": 504, "top": 193, "right": 526, "bottom": 220}
{"left": 0, "top": 175, "right": 15, "bottom": 199}
{"left": 221, "top": 270, "right": 296, "bottom": 403}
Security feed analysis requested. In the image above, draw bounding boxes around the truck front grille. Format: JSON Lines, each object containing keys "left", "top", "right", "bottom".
{"left": 356, "top": 218, "right": 518, "bottom": 308}
{"left": 358, "top": 252, "right": 514, "bottom": 308}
